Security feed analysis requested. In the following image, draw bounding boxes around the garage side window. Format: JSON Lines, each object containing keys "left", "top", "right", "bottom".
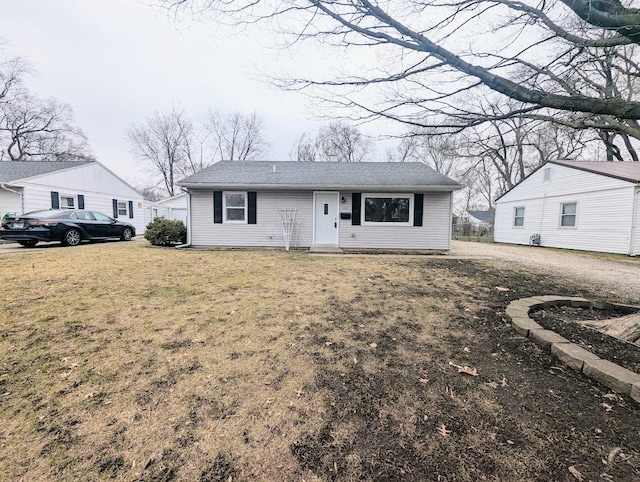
{"left": 60, "top": 195, "right": 75, "bottom": 209}
{"left": 117, "top": 201, "right": 128, "bottom": 217}
{"left": 560, "top": 202, "right": 577, "bottom": 227}
{"left": 223, "top": 192, "right": 247, "bottom": 223}
{"left": 513, "top": 206, "right": 525, "bottom": 227}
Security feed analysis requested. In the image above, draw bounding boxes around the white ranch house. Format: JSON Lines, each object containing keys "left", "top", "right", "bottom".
{"left": 178, "top": 161, "right": 461, "bottom": 251}
{"left": 494, "top": 161, "right": 640, "bottom": 255}
{"left": 0, "top": 161, "right": 146, "bottom": 234}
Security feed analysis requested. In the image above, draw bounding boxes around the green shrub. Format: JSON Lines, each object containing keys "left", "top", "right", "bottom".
{"left": 144, "top": 217, "right": 187, "bottom": 246}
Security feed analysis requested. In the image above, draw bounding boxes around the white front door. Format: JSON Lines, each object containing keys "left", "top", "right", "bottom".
{"left": 314, "top": 192, "right": 339, "bottom": 245}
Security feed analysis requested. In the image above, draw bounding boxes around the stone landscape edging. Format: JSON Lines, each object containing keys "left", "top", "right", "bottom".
{"left": 505, "top": 296, "right": 640, "bottom": 403}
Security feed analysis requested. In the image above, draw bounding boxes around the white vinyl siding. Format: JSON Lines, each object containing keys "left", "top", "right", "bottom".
{"left": 190, "top": 190, "right": 313, "bottom": 248}
{"left": 495, "top": 164, "right": 637, "bottom": 255}
{"left": 189, "top": 189, "right": 453, "bottom": 250}
{"left": 0, "top": 188, "right": 23, "bottom": 218}
{"left": 339, "top": 192, "right": 452, "bottom": 250}
{"left": 7, "top": 163, "right": 146, "bottom": 233}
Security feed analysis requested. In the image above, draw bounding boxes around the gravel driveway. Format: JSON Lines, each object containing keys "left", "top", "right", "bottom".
{"left": 450, "top": 241, "right": 640, "bottom": 301}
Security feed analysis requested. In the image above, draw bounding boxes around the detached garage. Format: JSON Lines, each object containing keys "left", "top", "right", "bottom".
{"left": 494, "top": 161, "right": 640, "bottom": 255}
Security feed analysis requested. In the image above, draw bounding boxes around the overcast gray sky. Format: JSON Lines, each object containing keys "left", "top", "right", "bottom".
{"left": 1, "top": 0, "right": 338, "bottom": 184}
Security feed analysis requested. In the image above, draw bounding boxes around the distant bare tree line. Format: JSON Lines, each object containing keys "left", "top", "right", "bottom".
{"left": 0, "top": 44, "right": 91, "bottom": 162}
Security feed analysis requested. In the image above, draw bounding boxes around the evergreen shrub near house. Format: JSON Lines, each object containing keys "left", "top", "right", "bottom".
{"left": 144, "top": 218, "right": 187, "bottom": 246}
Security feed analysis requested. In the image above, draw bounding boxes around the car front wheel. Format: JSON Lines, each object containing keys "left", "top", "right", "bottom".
{"left": 63, "top": 228, "right": 81, "bottom": 247}
{"left": 18, "top": 240, "right": 39, "bottom": 248}
{"left": 121, "top": 227, "right": 133, "bottom": 241}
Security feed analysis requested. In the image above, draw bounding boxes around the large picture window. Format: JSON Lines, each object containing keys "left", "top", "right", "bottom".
{"left": 560, "top": 202, "right": 577, "bottom": 227}
{"left": 363, "top": 194, "right": 411, "bottom": 224}
{"left": 224, "top": 192, "right": 247, "bottom": 223}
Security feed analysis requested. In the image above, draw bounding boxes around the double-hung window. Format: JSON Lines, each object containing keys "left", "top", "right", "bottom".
{"left": 60, "top": 195, "right": 75, "bottom": 209}
{"left": 224, "top": 192, "right": 247, "bottom": 223}
{"left": 363, "top": 194, "right": 412, "bottom": 224}
{"left": 560, "top": 202, "right": 577, "bottom": 227}
{"left": 117, "top": 201, "right": 128, "bottom": 217}
{"left": 513, "top": 207, "right": 525, "bottom": 227}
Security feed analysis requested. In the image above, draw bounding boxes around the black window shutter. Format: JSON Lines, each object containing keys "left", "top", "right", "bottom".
{"left": 414, "top": 193, "right": 424, "bottom": 227}
{"left": 213, "top": 191, "right": 223, "bottom": 223}
{"left": 248, "top": 191, "right": 257, "bottom": 224}
{"left": 128, "top": 201, "right": 134, "bottom": 219}
{"left": 51, "top": 191, "right": 60, "bottom": 209}
{"left": 77, "top": 194, "right": 85, "bottom": 210}
{"left": 351, "top": 193, "right": 361, "bottom": 225}
{"left": 112, "top": 199, "right": 118, "bottom": 218}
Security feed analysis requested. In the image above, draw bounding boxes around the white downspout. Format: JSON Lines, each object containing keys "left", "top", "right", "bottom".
{"left": 629, "top": 186, "right": 639, "bottom": 256}
{"left": 176, "top": 189, "right": 191, "bottom": 248}
{"left": 0, "top": 184, "right": 24, "bottom": 215}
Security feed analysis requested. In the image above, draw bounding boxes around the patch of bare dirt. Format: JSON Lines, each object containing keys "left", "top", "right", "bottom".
{"left": 289, "top": 259, "right": 640, "bottom": 481}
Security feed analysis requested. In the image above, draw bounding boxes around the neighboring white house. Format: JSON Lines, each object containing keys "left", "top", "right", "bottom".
{"left": 0, "top": 161, "right": 146, "bottom": 234}
{"left": 178, "top": 161, "right": 461, "bottom": 251}
{"left": 494, "top": 161, "right": 640, "bottom": 255}
{"left": 146, "top": 193, "right": 188, "bottom": 226}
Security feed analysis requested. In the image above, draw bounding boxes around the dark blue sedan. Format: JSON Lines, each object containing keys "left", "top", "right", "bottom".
{"left": 0, "top": 209, "right": 136, "bottom": 247}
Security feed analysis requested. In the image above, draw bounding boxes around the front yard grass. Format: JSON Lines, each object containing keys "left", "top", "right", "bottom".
{"left": 0, "top": 242, "right": 638, "bottom": 481}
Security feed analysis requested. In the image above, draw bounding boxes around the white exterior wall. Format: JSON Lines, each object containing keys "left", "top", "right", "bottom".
{"left": 190, "top": 190, "right": 314, "bottom": 248}
{"left": 338, "top": 191, "right": 452, "bottom": 250}
{"left": 495, "top": 164, "right": 637, "bottom": 255}
{"left": 0, "top": 188, "right": 23, "bottom": 217}
{"left": 189, "top": 189, "right": 453, "bottom": 250}
{"left": 11, "top": 163, "right": 146, "bottom": 233}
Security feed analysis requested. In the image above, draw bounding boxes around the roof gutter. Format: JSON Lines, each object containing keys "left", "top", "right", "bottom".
{"left": 178, "top": 183, "right": 463, "bottom": 192}
{"left": 0, "top": 183, "right": 24, "bottom": 215}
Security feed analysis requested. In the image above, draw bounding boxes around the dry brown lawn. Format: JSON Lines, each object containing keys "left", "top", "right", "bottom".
{"left": 0, "top": 241, "right": 638, "bottom": 481}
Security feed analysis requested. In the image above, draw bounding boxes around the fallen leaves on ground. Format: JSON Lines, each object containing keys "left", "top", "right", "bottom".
{"left": 449, "top": 362, "right": 478, "bottom": 376}
{"left": 568, "top": 465, "right": 584, "bottom": 481}
{"left": 437, "top": 424, "right": 451, "bottom": 437}
{"left": 601, "top": 402, "right": 613, "bottom": 412}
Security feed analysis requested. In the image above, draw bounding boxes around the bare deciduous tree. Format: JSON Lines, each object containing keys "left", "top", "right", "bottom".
{"left": 0, "top": 45, "right": 92, "bottom": 162}
{"left": 204, "top": 110, "right": 269, "bottom": 161}
{"left": 159, "top": 0, "right": 640, "bottom": 146}
{"left": 126, "top": 108, "right": 195, "bottom": 197}
{"left": 291, "top": 122, "right": 374, "bottom": 161}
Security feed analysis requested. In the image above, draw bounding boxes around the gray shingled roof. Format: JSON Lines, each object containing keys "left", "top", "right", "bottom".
{"left": 179, "top": 161, "right": 461, "bottom": 190}
{"left": 0, "top": 161, "right": 94, "bottom": 183}
{"left": 553, "top": 161, "right": 640, "bottom": 183}
{"left": 468, "top": 208, "right": 495, "bottom": 222}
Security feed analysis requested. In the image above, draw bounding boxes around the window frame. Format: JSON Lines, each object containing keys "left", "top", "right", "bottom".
{"left": 560, "top": 202, "right": 577, "bottom": 228}
{"left": 117, "top": 201, "right": 128, "bottom": 217}
{"left": 223, "top": 191, "right": 248, "bottom": 224}
{"left": 513, "top": 206, "right": 525, "bottom": 227}
{"left": 361, "top": 193, "right": 413, "bottom": 226}
{"left": 59, "top": 194, "right": 76, "bottom": 209}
